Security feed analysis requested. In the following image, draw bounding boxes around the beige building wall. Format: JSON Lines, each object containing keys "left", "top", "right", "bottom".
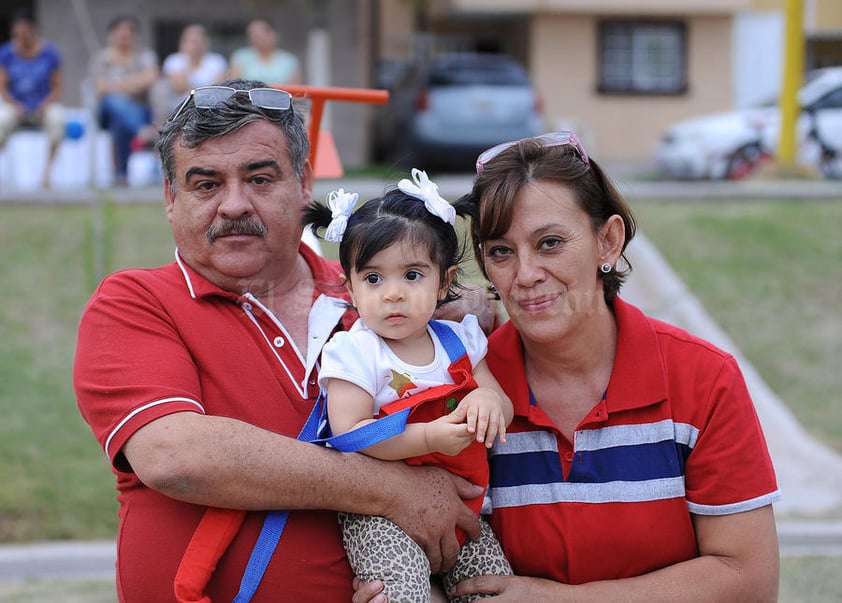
{"left": 451, "top": 0, "right": 750, "bottom": 14}
{"left": 752, "top": 0, "right": 842, "bottom": 31}
{"left": 531, "top": 15, "right": 734, "bottom": 162}
{"left": 812, "top": 0, "right": 842, "bottom": 30}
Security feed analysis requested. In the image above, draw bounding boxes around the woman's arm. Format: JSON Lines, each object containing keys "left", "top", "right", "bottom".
{"left": 449, "top": 505, "right": 779, "bottom": 602}
{"left": 40, "top": 64, "right": 62, "bottom": 110}
{"left": 117, "top": 62, "right": 159, "bottom": 97}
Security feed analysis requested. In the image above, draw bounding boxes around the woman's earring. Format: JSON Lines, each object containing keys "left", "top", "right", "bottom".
{"left": 599, "top": 262, "right": 613, "bottom": 274}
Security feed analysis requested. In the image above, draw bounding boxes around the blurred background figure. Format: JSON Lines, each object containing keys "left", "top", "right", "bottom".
{"left": 146, "top": 23, "right": 227, "bottom": 138}
{"left": 228, "top": 18, "right": 301, "bottom": 85}
{"left": 90, "top": 15, "right": 158, "bottom": 186}
{"left": 0, "top": 8, "right": 64, "bottom": 189}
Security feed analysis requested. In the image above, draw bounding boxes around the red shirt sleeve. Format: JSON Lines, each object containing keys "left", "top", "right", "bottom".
{"left": 74, "top": 270, "right": 205, "bottom": 470}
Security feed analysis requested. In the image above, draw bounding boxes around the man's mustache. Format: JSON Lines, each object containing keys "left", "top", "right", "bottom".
{"left": 207, "top": 219, "right": 268, "bottom": 242}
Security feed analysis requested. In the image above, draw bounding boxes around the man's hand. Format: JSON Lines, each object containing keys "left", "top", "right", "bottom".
{"left": 378, "top": 463, "right": 483, "bottom": 573}
{"left": 434, "top": 283, "right": 501, "bottom": 335}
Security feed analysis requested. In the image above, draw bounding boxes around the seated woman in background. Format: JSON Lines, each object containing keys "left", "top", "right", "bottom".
{"left": 89, "top": 15, "right": 158, "bottom": 185}
{"left": 0, "top": 9, "right": 64, "bottom": 189}
{"left": 147, "top": 23, "right": 227, "bottom": 134}
{"left": 228, "top": 18, "right": 301, "bottom": 85}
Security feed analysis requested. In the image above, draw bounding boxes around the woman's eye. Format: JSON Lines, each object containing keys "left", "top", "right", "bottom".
{"left": 486, "top": 245, "right": 511, "bottom": 259}
{"left": 364, "top": 273, "right": 381, "bottom": 285}
{"left": 539, "top": 237, "right": 562, "bottom": 251}
{"left": 405, "top": 270, "right": 423, "bottom": 281}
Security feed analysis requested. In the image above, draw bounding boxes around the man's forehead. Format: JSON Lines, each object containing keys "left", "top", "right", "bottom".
{"left": 173, "top": 124, "right": 290, "bottom": 174}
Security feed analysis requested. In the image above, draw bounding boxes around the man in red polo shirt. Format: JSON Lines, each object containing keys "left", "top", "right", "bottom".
{"left": 73, "top": 80, "right": 483, "bottom": 602}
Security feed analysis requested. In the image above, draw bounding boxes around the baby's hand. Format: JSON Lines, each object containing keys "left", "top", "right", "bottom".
{"left": 455, "top": 388, "right": 508, "bottom": 447}
{"left": 424, "top": 412, "right": 476, "bottom": 456}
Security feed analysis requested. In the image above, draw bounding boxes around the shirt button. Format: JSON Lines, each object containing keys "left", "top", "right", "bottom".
{"left": 564, "top": 452, "right": 574, "bottom": 462}
{"left": 273, "top": 336, "right": 285, "bottom": 348}
{"left": 242, "top": 302, "right": 253, "bottom": 311}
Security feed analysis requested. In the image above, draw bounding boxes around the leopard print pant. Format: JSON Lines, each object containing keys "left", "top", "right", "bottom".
{"left": 339, "top": 512, "right": 512, "bottom": 603}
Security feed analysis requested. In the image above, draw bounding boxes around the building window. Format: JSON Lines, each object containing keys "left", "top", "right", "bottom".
{"left": 598, "top": 20, "right": 687, "bottom": 95}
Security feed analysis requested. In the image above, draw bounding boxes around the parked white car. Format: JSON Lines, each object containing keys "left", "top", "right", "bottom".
{"left": 655, "top": 67, "right": 842, "bottom": 179}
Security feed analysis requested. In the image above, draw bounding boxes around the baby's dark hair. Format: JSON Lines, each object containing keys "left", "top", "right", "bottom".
{"left": 303, "top": 187, "right": 468, "bottom": 304}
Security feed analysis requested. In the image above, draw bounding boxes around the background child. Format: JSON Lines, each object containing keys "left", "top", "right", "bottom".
{"left": 303, "top": 170, "right": 514, "bottom": 602}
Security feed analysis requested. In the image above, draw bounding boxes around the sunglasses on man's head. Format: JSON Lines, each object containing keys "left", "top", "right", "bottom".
{"left": 168, "top": 86, "right": 293, "bottom": 123}
{"left": 475, "top": 131, "right": 590, "bottom": 174}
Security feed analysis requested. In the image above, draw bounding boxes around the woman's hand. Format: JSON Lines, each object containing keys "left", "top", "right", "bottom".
{"left": 352, "top": 577, "right": 386, "bottom": 603}
{"left": 448, "top": 574, "right": 564, "bottom": 601}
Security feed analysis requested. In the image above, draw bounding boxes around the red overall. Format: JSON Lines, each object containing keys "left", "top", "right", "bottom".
{"left": 377, "top": 351, "right": 488, "bottom": 542}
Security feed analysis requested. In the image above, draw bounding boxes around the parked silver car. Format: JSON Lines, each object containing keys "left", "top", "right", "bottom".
{"left": 374, "top": 53, "right": 545, "bottom": 171}
{"left": 655, "top": 67, "right": 842, "bottom": 179}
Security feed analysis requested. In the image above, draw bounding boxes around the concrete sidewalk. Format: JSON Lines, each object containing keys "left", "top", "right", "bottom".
{"left": 2, "top": 520, "right": 841, "bottom": 583}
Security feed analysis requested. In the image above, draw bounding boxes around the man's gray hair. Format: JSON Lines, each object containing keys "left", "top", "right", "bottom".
{"left": 155, "top": 79, "right": 310, "bottom": 190}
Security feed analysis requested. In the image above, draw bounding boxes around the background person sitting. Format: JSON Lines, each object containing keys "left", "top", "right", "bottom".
{"left": 145, "top": 23, "right": 227, "bottom": 143}
{"left": 0, "top": 8, "right": 64, "bottom": 189}
{"left": 228, "top": 18, "right": 301, "bottom": 85}
{"left": 89, "top": 15, "right": 158, "bottom": 186}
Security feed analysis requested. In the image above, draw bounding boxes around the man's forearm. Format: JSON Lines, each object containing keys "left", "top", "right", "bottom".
{"left": 123, "top": 410, "right": 483, "bottom": 573}
{"left": 123, "top": 411, "right": 399, "bottom": 514}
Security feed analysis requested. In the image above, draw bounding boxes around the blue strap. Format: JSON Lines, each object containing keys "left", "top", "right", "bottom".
{"left": 233, "top": 401, "right": 321, "bottom": 603}
{"left": 232, "top": 511, "right": 289, "bottom": 603}
{"left": 235, "top": 394, "right": 409, "bottom": 601}
{"left": 312, "top": 405, "right": 411, "bottom": 452}
{"left": 235, "top": 321, "right": 461, "bottom": 600}
{"left": 428, "top": 319, "right": 467, "bottom": 363}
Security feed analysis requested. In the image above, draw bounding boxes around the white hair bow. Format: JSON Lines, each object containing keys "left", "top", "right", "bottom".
{"left": 397, "top": 168, "right": 456, "bottom": 225}
{"left": 324, "top": 189, "right": 359, "bottom": 243}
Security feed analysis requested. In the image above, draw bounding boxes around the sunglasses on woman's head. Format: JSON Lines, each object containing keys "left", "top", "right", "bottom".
{"left": 475, "top": 131, "right": 590, "bottom": 174}
{"left": 168, "top": 86, "right": 293, "bottom": 123}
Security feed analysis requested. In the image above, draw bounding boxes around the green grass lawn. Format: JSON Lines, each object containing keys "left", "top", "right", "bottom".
{"left": 0, "top": 200, "right": 174, "bottom": 541}
{"left": 1, "top": 196, "right": 839, "bottom": 535}
{"left": 633, "top": 198, "right": 842, "bottom": 452}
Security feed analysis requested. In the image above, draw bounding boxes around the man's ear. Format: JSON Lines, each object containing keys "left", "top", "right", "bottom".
{"left": 299, "top": 161, "right": 314, "bottom": 206}
{"left": 164, "top": 179, "right": 176, "bottom": 223}
{"left": 598, "top": 215, "right": 625, "bottom": 267}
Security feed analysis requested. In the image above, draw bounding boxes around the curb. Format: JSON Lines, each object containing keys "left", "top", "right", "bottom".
{"left": 2, "top": 521, "right": 842, "bottom": 583}
{"left": 0, "top": 541, "right": 115, "bottom": 581}
{"left": 777, "top": 521, "right": 842, "bottom": 557}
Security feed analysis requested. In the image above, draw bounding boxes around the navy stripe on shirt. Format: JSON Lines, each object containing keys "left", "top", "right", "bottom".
{"left": 488, "top": 421, "right": 698, "bottom": 507}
